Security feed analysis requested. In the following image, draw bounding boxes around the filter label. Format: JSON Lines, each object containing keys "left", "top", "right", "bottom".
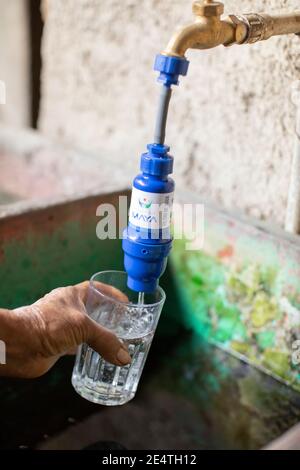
{"left": 129, "top": 187, "right": 174, "bottom": 230}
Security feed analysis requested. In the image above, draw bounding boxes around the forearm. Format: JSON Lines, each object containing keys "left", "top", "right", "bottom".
{"left": 0, "top": 304, "right": 52, "bottom": 378}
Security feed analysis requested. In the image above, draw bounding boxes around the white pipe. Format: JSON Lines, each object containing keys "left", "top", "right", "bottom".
{"left": 285, "top": 106, "right": 300, "bottom": 234}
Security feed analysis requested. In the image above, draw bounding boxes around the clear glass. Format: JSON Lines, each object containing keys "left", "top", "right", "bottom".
{"left": 71, "top": 270, "right": 165, "bottom": 406}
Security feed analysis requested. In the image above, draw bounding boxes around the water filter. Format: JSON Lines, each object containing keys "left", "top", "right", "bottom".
{"left": 123, "top": 143, "right": 174, "bottom": 293}
{"left": 122, "top": 54, "right": 189, "bottom": 293}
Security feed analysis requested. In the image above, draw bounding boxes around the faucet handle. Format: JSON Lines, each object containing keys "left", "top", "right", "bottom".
{"left": 192, "top": 0, "right": 224, "bottom": 17}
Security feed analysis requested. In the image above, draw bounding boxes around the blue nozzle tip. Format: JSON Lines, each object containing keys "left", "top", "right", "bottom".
{"left": 127, "top": 276, "right": 158, "bottom": 294}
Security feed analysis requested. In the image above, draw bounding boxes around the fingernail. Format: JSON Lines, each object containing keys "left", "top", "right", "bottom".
{"left": 117, "top": 347, "right": 131, "bottom": 365}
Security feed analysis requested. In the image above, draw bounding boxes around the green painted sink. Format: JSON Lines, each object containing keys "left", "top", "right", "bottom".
{"left": 0, "top": 190, "right": 299, "bottom": 450}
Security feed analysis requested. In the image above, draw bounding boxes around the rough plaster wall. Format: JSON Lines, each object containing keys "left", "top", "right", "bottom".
{"left": 39, "top": 0, "right": 300, "bottom": 227}
{"left": 0, "top": 0, "right": 30, "bottom": 127}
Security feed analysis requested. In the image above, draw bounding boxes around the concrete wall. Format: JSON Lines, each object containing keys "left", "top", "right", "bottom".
{"left": 0, "top": 0, "right": 30, "bottom": 127}
{"left": 39, "top": 0, "right": 300, "bottom": 227}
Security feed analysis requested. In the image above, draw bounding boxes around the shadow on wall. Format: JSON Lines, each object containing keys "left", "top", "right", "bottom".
{"left": 29, "top": 0, "right": 43, "bottom": 128}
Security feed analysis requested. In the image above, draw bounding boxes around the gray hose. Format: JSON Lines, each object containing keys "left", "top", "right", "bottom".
{"left": 153, "top": 85, "right": 172, "bottom": 145}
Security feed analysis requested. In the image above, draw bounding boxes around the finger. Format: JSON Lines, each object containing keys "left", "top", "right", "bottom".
{"left": 85, "top": 316, "right": 131, "bottom": 366}
{"left": 66, "top": 347, "right": 78, "bottom": 355}
{"left": 75, "top": 280, "right": 128, "bottom": 305}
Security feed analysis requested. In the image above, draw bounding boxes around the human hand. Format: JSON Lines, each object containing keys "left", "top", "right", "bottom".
{"left": 0, "top": 281, "right": 131, "bottom": 378}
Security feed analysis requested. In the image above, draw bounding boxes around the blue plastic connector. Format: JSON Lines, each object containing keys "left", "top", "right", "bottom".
{"left": 141, "top": 143, "right": 173, "bottom": 176}
{"left": 154, "top": 54, "right": 189, "bottom": 87}
{"left": 122, "top": 144, "right": 174, "bottom": 293}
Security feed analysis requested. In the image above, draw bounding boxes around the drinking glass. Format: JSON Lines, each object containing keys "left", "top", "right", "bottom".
{"left": 72, "top": 270, "right": 165, "bottom": 406}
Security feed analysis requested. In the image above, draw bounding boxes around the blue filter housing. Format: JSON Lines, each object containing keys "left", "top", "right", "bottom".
{"left": 122, "top": 54, "right": 189, "bottom": 293}
{"left": 123, "top": 144, "right": 174, "bottom": 293}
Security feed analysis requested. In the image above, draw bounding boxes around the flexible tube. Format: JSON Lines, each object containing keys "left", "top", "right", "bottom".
{"left": 153, "top": 85, "right": 172, "bottom": 145}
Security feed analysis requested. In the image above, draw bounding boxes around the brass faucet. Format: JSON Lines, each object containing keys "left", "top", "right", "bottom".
{"left": 163, "top": 0, "right": 300, "bottom": 58}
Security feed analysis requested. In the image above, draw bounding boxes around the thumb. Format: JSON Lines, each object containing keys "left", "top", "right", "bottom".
{"left": 75, "top": 280, "right": 128, "bottom": 305}
{"left": 84, "top": 316, "right": 131, "bottom": 367}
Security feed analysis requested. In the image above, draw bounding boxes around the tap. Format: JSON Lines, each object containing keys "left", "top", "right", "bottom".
{"left": 163, "top": 0, "right": 300, "bottom": 58}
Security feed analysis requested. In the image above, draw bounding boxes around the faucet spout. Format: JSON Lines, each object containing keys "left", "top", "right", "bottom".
{"left": 164, "top": 3, "right": 241, "bottom": 57}
{"left": 163, "top": 1, "right": 245, "bottom": 57}
{"left": 162, "top": 0, "right": 300, "bottom": 58}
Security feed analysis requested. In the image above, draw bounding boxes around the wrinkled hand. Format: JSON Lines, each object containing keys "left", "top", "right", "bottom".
{"left": 0, "top": 282, "right": 131, "bottom": 379}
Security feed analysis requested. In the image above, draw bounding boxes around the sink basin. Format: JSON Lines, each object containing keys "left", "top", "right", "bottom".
{"left": 0, "top": 188, "right": 299, "bottom": 450}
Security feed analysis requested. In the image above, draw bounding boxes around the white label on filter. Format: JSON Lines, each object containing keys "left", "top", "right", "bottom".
{"left": 129, "top": 187, "right": 174, "bottom": 230}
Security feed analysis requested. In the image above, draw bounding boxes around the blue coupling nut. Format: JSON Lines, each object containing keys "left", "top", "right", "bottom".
{"left": 141, "top": 143, "right": 173, "bottom": 176}
{"left": 154, "top": 54, "right": 189, "bottom": 86}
